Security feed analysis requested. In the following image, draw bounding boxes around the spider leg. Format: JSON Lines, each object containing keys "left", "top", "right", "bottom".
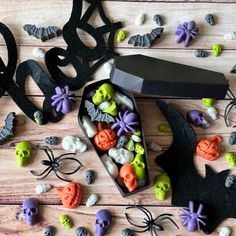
{"left": 57, "top": 152, "right": 76, "bottom": 159}
{"left": 197, "top": 203, "right": 203, "bottom": 215}
{"left": 57, "top": 157, "right": 83, "bottom": 175}
{"left": 154, "top": 213, "right": 173, "bottom": 221}
{"left": 54, "top": 170, "right": 71, "bottom": 182}
{"left": 55, "top": 87, "right": 63, "bottom": 95}
{"left": 51, "top": 94, "right": 62, "bottom": 100}
{"left": 125, "top": 213, "right": 148, "bottom": 229}
{"left": 127, "top": 205, "right": 153, "bottom": 222}
{"left": 182, "top": 209, "right": 191, "bottom": 215}
{"left": 224, "top": 101, "right": 235, "bottom": 126}
{"left": 153, "top": 228, "right": 159, "bottom": 236}
{"left": 117, "top": 127, "right": 124, "bottom": 137}
{"left": 196, "top": 218, "right": 206, "bottom": 226}
{"left": 156, "top": 217, "right": 179, "bottom": 229}
{"left": 51, "top": 96, "right": 63, "bottom": 106}
{"left": 41, "top": 146, "right": 55, "bottom": 162}
{"left": 30, "top": 167, "right": 52, "bottom": 180}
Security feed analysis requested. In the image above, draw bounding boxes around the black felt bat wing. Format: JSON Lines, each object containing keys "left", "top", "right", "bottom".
{"left": 155, "top": 100, "right": 235, "bottom": 234}
{"left": 0, "top": 112, "right": 16, "bottom": 144}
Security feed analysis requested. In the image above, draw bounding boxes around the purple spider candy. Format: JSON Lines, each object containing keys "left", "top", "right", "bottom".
{"left": 95, "top": 209, "right": 112, "bottom": 236}
{"left": 111, "top": 110, "right": 139, "bottom": 137}
{"left": 179, "top": 201, "right": 207, "bottom": 232}
{"left": 51, "top": 86, "right": 76, "bottom": 114}
{"left": 175, "top": 21, "right": 198, "bottom": 47}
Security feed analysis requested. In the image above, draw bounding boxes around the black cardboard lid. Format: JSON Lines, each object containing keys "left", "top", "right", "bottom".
{"left": 110, "top": 54, "right": 229, "bottom": 99}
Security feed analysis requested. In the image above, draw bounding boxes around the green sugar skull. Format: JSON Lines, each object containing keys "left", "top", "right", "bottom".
{"left": 213, "top": 44, "right": 222, "bottom": 57}
{"left": 116, "top": 30, "right": 127, "bottom": 43}
{"left": 101, "top": 100, "right": 117, "bottom": 116}
{"left": 224, "top": 152, "right": 236, "bottom": 166}
{"left": 201, "top": 98, "right": 216, "bottom": 108}
{"left": 59, "top": 214, "right": 73, "bottom": 229}
{"left": 131, "top": 154, "right": 146, "bottom": 180}
{"left": 134, "top": 143, "right": 145, "bottom": 155}
{"left": 15, "top": 141, "right": 32, "bottom": 167}
{"left": 92, "top": 83, "right": 115, "bottom": 106}
{"left": 154, "top": 173, "right": 171, "bottom": 201}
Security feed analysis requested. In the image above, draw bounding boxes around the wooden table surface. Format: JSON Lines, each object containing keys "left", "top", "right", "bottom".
{"left": 0, "top": 0, "right": 236, "bottom": 235}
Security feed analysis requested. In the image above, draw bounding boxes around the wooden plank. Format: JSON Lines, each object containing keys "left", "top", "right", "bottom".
{"left": 0, "top": 205, "right": 234, "bottom": 236}
{"left": 0, "top": 46, "right": 235, "bottom": 96}
{"left": 0, "top": 2, "right": 235, "bottom": 49}
{"left": 0, "top": 97, "right": 236, "bottom": 204}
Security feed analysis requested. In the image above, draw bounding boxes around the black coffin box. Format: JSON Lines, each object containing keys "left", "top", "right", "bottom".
{"left": 78, "top": 79, "right": 150, "bottom": 197}
{"left": 110, "top": 54, "right": 229, "bottom": 99}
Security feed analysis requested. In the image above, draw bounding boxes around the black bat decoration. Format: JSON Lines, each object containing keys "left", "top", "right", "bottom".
{"left": 84, "top": 100, "right": 115, "bottom": 123}
{"left": 155, "top": 100, "right": 236, "bottom": 234}
{"left": 23, "top": 24, "right": 62, "bottom": 42}
{"left": 0, "top": 112, "right": 16, "bottom": 144}
{"left": 128, "top": 27, "right": 163, "bottom": 48}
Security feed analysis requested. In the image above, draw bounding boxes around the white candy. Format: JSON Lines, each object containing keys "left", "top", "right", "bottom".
{"left": 62, "top": 135, "right": 87, "bottom": 153}
{"left": 32, "top": 48, "right": 45, "bottom": 58}
{"left": 101, "top": 155, "right": 119, "bottom": 178}
{"left": 207, "top": 106, "right": 218, "bottom": 120}
{"left": 148, "top": 142, "right": 162, "bottom": 152}
{"left": 98, "top": 101, "right": 110, "bottom": 111}
{"left": 219, "top": 226, "right": 231, "bottom": 236}
{"left": 36, "top": 184, "right": 52, "bottom": 194}
{"left": 108, "top": 147, "right": 134, "bottom": 164}
{"left": 103, "top": 62, "right": 112, "bottom": 75}
{"left": 82, "top": 115, "right": 97, "bottom": 138}
{"left": 86, "top": 193, "right": 99, "bottom": 207}
{"left": 132, "top": 135, "right": 142, "bottom": 142}
{"left": 112, "top": 91, "right": 134, "bottom": 111}
{"left": 135, "top": 13, "right": 145, "bottom": 26}
{"left": 224, "top": 32, "right": 236, "bottom": 40}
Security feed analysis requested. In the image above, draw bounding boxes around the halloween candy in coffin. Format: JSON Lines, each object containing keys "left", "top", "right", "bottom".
{"left": 78, "top": 80, "right": 150, "bottom": 197}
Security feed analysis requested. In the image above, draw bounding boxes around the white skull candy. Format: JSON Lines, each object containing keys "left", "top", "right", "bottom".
{"left": 86, "top": 193, "right": 99, "bottom": 207}
{"left": 112, "top": 91, "right": 134, "bottom": 111}
{"left": 207, "top": 107, "right": 218, "bottom": 120}
{"left": 219, "top": 226, "right": 231, "bottom": 236}
{"left": 108, "top": 148, "right": 134, "bottom": 164}
{"left": 82, "top": 116, "right": 97, "bottom": 138}
{"left": 135, "top": 13, "right": 145, "bottom": 26}
{"left": 62, "top": 135, "right": 87, "bottom": 153}
{"left": 36, "top": 184, "right": 52, "bottom": 194}
{"left": 101, "top": 155, "right": 118, "bottom": 178}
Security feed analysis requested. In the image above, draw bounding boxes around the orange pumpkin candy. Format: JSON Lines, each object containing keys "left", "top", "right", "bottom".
{"left": 54, "top": 182, "right": 82, "bottom": 209}
{"left": 93, "top": 122, "right": 118, "bottom": 151}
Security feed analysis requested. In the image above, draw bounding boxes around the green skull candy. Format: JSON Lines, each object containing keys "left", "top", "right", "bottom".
{"left": 213, "top": 44, "right": 222, "bottom": 57}
{"left": 59, "top": 214, "right": 73, "bottom": 229}
{"left": 15, "top": 141, "right": 32, "bottom": 167}
{"left": 154, "top": 173, "right": 171, "bottom": 201}
{"left": 116, "top": 30, "right": 127, "bottom": 43}
{"left": 131, "top": 154, "right": 146, "bottom": 180}
{"left": 134, "top": 143, "right": 145, "bottom": 155}
{"left": 224, "top": 152, "right": 236, "bottom": 166}
{"left": 201, "top": 98, "right": 216, "bottom": 108}
{"left": 92, "top": 83, "right": 115, "bottom": 106}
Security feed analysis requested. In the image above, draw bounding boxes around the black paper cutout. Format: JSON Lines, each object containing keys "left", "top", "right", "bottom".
{"left": 155, "top": 100, "right": 236, "bottom": 234}
{"left": 23, "top": 24, "right": 62, "bottom": 42}
{"left": 45, "top": 0, "right": 122, "bottom": 90}
{"left": 0, "top": 112, "right": 16, "bottom": 144}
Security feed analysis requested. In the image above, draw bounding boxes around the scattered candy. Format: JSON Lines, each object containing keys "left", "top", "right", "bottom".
{"left": 194, "top": 49, "right": 208, "bottom": 58}
{"left": 117, "top": 135, "right": 129, "bottom": 148}
{"left": 86, "top": 170, "right": 95, "bottom": 184}
{"left": 219, "top": 226, "right": 232, "bottom": 236}
{"left": 207, "top": 107, "right": 218, "bottom": 120}
{"left": 134, "top": 143, "right": 145, "bottom": 155}
{"left": 34, "top": 110, "right": 43, "bottom": 125}
{"left": 131, "top": 154, "right": 146, "bottom": 180}
{"left": 187, "top": 110, "right": 211, "bottom": 129}
{"left": 112, "top": 91, "right": 134, "bottom": 111}
{"left": 62, "top": 135, "right": 87, "bottom": 153}
{"left": 109, "top": 147, "right": 134, "bottom": 164}
{"left": 44, "top": 225, "right": 56, "bottom": 236}
{"left": 59, "top": 214, "right": 73, "bottom": 229}
{"left": 82, "top": 115, "right": 97, "bottom": 138}
{"left": 95, "top": 209, "right": 112, "bottom": 236}
{"left": 126, "top": 139, "right": 135, "bottom": 151}
{"left": 153, "top": 14, "right": 163, "bottom": 26}
{"left": 121, "top": 228, "right": 134, "bottom": 236}
{"left": 36, "top": 184, "right": 52, "bottom": 194}
{"left": 224, "top": 152, "right": 236, "bottom": 166}
{"left": 224, "top": 32, "right": 236, "bottom": 40}
{"left": 32, "top": 47, "right": 45, "bottom": 58}
{"left": 229, "top": 132, "right": 236, "bottom": 145}
{"left": 103, "top": 62, "right": 112, "bottom": 75}
{"left": 131, "top": 134, "right": 142, "bottom": 142}
{"left": 55, "top": 182, "right": 83, "bottom": 209}
{"left": 23, "top": 198, "right": 40, "bottom": 225}
{"left": 116, "top": 30, "right": 127, "bottom": 42}
{"left": 86, "top": 193, "right": 99, "bottom": 207}
{"left": 148, "top": 142, "right": 162, "bottom": 152}
{"left": 196, "top": 135, "right": 221, "bottom": 161}
{"left": 154, "top": 174, "right": 170, "bottom": 200}
{"left": 15, "top": 141, "right": 32, "bottom": 167}
{"left": 225, "top": 175, "right": 236, "bottom": 188}
{"left": 202, "top": 98, "right": 216, "bottom": 107}
{"left": 205, "top": 14, "right": 216, "bottom": 26}
{"left": 135, "top": 13, "right": 145, "bottom": 26}
{"left": 157, "top": 123, "right": 172, "bottom": 133}
{"left": 213, "top": 44, "right": 222, "bottom": 57}
{"left": 101, "top": 155, "right": 119, "bottom": 179}
{"left": 45, "top": 136, "right": 59, "bottom": 145}
{"left": 76, "top": 227, "right": 90, "bottom": 236}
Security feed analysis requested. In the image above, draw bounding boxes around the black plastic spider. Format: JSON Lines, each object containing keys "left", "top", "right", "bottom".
{"left": 30, "top": 146, "right": 83, "bottom": 182}
{"left": 224, "top": 88, "right": 236, "bottom": 127}
{"left": 125, "top": 205, "right": 179, "bottom": 236}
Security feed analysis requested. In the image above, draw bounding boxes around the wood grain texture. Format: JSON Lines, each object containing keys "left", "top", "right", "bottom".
{"left": 1, "top": 0, "right": 236, "bottom": 235}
